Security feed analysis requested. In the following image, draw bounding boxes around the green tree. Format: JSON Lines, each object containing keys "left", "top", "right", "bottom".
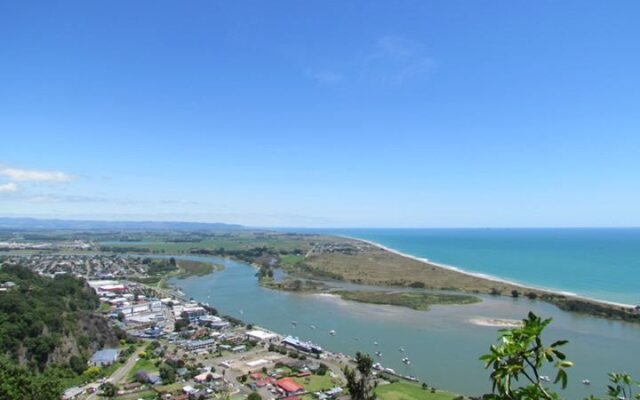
{"left": 160, "top": 363, "right": 176, "bottom": 384}
{"left": 0, "top": 356, "right": 63, "bottom": 400}
{"left": 100, "top": 382, "right": 118, "bottom": 398}
{"left": 317, "top": 363, "right": 329, "bottom": 376}
{"left": 68, "top": 355, "right": 87, "bottom": 375}
{"left": 343, "top": 352, "right": 377, "bottom": 400}
{"left": 248, "top": 392, "right": 263, "bottom": 400}
{"left": 480, "top": 312, "right": 573, "bottom": 400}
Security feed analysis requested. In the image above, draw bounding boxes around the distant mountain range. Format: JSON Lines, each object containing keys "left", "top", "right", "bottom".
{"left": 0, "top": 217, "right": 245, "bottom": 232}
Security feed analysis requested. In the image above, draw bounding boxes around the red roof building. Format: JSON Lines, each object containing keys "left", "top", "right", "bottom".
{"left": 250, "top": 372, "right": 263, "bottom": 380}
{"left": 275, "top": 377, "right": 304, "bottom": 394}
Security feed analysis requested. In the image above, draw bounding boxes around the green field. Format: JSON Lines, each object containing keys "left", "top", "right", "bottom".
{"left": 334, "top": 290, "right": 480, "bottom": 311}
{"left": 175, "top": 259, "right": 222, "bottom": 277}
{"left": 376, "top": 381, "right": 460, "bottom": 400}
{"left": 293, "top": 374, "right": 338, "bottom": 392}
{"left": 99, "top": 232, "right": 328, "bottom": 253}
{"left": 126, "top": 358, "right": 158, "bottom": 380}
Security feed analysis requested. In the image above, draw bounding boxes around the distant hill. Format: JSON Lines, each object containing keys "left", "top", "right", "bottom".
{"left": 0, "top": 217, "right": 245, "bottom": 232}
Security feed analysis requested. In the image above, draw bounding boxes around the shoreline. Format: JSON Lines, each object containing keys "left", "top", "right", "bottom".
{"left": 343, "top": 236, "right": 637, "bottom": 310}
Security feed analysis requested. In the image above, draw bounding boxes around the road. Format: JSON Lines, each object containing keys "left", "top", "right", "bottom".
{"left": 84, "top": 350, "right": 141, "bottom": 400}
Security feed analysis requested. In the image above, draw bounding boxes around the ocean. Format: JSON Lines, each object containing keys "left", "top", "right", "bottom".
{"left": 323, "top": 228, "right": 640, "bottom": 305}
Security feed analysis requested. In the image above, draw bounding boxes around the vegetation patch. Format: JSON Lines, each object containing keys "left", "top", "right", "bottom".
{"left": 376, "top": 381, "right": 459, "bottom": 400}
{"left": 175, "top": 259, "right": 222, "bottom": 278}
{"left": 333, "top": 290, "right": 480, "bottom": 310}
{"left": 293, "top": 374, "right": 336, "bottom": 392}
{"left": 127, "top": 358, "right": 159, "bottom": 380}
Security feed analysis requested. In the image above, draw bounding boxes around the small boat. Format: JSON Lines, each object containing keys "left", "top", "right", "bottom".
{"left": 374, "top": 351, "right": 382, "bottom": 357}
{"left": 399, "top": 347, "right": 405, "bottom": 352}
{"left": 291, "top": 320, "right": 297, "bottom": 325}
{"left": 402, "top": 357, "right": 411, "bottom": 365}
{"left": 239, "top": 309, "right": 244, "bottom": 315}
{"left": 329, "top": 329, "right": 336, "bottom": 335}
{"left": 374, "top": 341, "right": 379, "bottom": 346}
{"left": 540, "top": 376, "right": 551, "bottom": 383}
{"left": 582, "top": 379, "right": 591, "bottom": 385}
{"left": 310, "top": 324, "right": 316, "bottom": 330}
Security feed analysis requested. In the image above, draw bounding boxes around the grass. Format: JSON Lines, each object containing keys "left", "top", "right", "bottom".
{"left": 279, "top": 254, "right": 305, "bottom": 267}
{"left": 293, "top": 374, "right": 337, "bottom": 392}
{"left": 126, "top": 358, "right": 158, "bottom": 380}
{"left": 175, "top": 259, "right": 222, "bottom": 278}
{"left": 334, "top": 290, "right": 480, "bottom": 311}
{"left": 376, "top": 381, "right": 460, "bottom": 400}
{"left": 156, "top": 382, "right": 184, "bottom": 392}
{"left": 99, "top": 232, "right": 330, "bottom": 254}
{"left": 115, "top": 391, "right": 157, "bottom": 400}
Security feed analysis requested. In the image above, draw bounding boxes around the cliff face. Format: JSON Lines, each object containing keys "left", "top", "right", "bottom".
{"left": 47, "top": 311, "right": 120, "bottom": 366}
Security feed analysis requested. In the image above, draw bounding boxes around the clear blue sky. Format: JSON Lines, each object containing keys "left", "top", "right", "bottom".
{"left": 1, "top": 1, "right": 639, "bottom": 227}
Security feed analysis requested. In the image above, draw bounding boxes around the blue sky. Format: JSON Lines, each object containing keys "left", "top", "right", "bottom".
{"left": 1, "top": 1, "right": 639, "bottom": 227}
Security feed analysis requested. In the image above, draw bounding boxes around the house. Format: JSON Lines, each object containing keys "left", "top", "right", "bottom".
{"left": 147, "top": 373, "right": 162, "bottom": 385}
{"left": 231, "top": 345, "right": 246, "bottom": 353}
{"left": 90, "top": 349, "right": 119, "bottom": 366}
{"left": 194, "top": 372, "right": 212, "bottom": 383}
{"left": 276, "top": 377, "right": 305, "bottom": 395}
{"left": 183, "top": 385, "right": 197, "bottom": 394}
{"left": 250, "top": 372, "right": 263, "bottom": 380}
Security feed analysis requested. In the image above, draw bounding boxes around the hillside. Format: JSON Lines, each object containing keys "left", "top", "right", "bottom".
{"left": 0, "top": 264, "right": 119, "bottom": 370}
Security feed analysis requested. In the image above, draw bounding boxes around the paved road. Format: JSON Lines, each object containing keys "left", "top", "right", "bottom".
{"left": 110, "top": 351, "right": 141, "bottom": 384}
{"left": 84, "top": 351, "right": 140, "bottom": 400}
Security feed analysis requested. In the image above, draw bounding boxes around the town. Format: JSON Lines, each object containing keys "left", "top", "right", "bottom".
{"left": 0, "top": 253, "right": 428, "bottom": 400}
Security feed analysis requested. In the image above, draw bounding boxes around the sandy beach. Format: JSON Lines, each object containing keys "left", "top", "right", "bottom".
{"left": 350, "top": 236, "right": 637, "bottom": 310}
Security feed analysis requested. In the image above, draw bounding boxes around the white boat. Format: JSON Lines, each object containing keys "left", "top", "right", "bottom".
{"left": 329, "top": 329, "right": 336, "bottom": 335}
{"left": 402, "top": 357, "right": 411, "bottom": 365}
{"left": 310, "top": 324, "right": 316, "bottom": 330}
{"left": 374, "top": 341, "right": 379, "bottom": 346}
{"left": 540, "top": 376, "right": 551, "bottom": 382}
{"left": 399, "top": 347, "right": 405, "bottom": 352}
{"left": 375, "top": 351, "right": 382, "bottom": 357}
{"left": 582, "top": 379, "right": 591, "bottom": 385}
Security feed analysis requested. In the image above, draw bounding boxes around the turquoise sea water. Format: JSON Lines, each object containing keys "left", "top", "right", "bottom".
{"left": 321, "top": 229, "right": 640, "bottom": 305}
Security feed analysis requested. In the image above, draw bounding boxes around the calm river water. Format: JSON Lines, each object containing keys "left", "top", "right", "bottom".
{"left": 169, "top": 255, "right": 640, "bottom": 398}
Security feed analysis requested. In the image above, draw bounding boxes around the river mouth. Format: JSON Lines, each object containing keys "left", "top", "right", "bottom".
{"left": 167, "top": 254, "right": 640, "bottom": 398}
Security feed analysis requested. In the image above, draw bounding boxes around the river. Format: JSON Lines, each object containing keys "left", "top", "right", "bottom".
{"left": 168, "top": 254, "right": 640, "bottom": 398}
